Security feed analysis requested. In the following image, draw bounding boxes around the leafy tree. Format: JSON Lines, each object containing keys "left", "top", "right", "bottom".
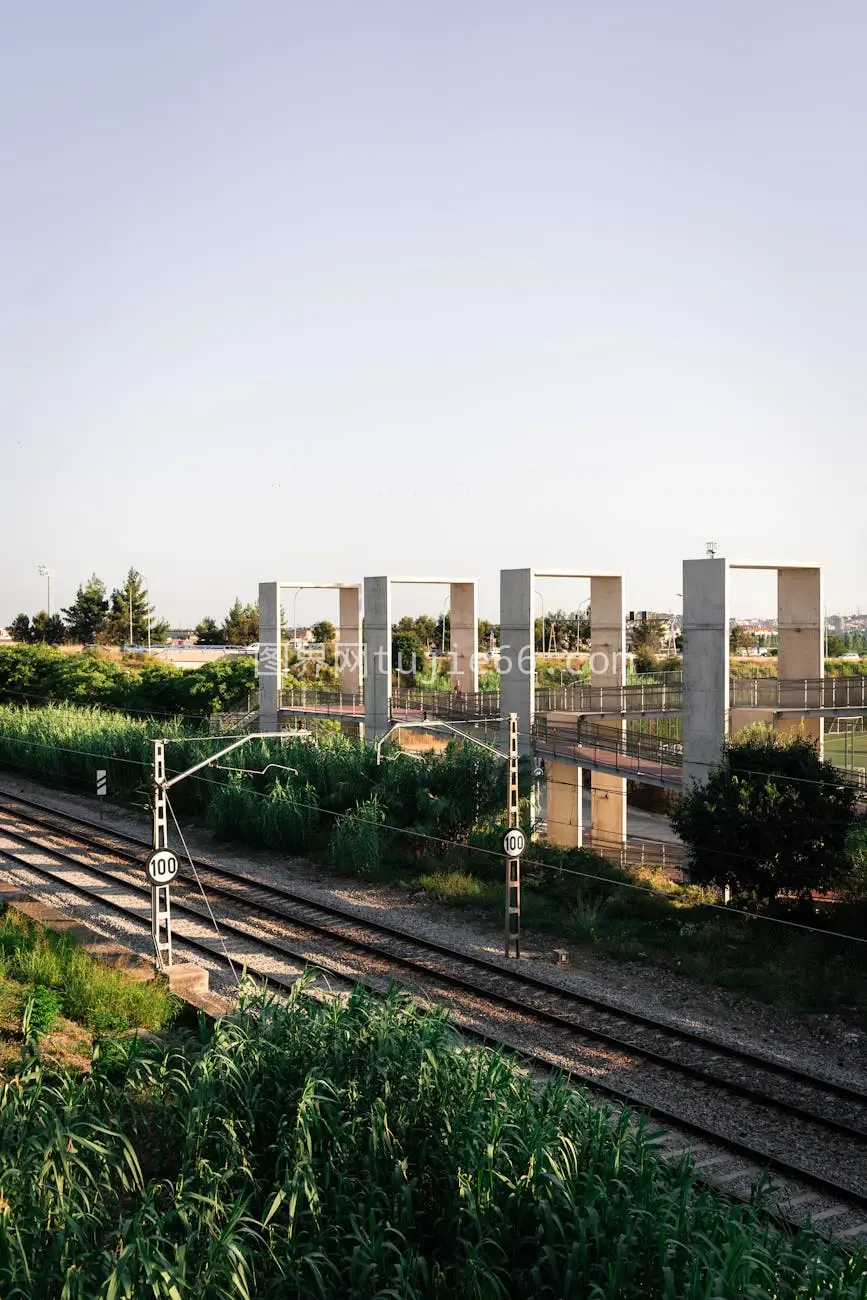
{"left": 826, "top": 634, "right": 846, "bottom": 659}
{"left": 670, "top": 728, "right": 857, "bottom": 902}
{"left": 30, "top": 612, "right": 67, "bottom": 645}
{"left": 729, "top": 624, "right": 751, "bottom": 654}
{"left": 102, "top": 570, "right": 163, "bottom": 645}
{"left": 7, "top": 614, "right": 32, "bottom": 643}
{"left": 311, "top": 620, "right": 336, "bottom": 646}
{"left": 413, "top": 614, "right": 437, "bottom": 648}
{"left": 62, "top": 575, "right": 108, "bottom": 643}
{"left": 194, "top": 616, "right": 223, "bottom": 645}
{"left": 392, "top": 629, "right": 428, "bottom": 686}
{"left": 221, "top": 599, "right": 259, "bottom": 646}
{"left": 477, "top": 619, "right": 497, "bottom": 651}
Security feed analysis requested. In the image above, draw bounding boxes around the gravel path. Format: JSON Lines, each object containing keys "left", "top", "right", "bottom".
{"left": 1, "top": 773, "right": 865, "bottom": 1094}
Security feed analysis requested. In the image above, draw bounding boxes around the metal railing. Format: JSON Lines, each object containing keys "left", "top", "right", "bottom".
{"left": 536, "top": 681, "right": 684, "bottom": 715}
{"left": 279, "top": 689, "right": 364, "bottom": 715}
{"left": 534, "top": 716, "right": 684, "bottom": 787}
{"left": 731, "top": 676, "right": 867, "bottom": 711}
{"left": 391, "top": 689, "right": 503, "bottom": 721}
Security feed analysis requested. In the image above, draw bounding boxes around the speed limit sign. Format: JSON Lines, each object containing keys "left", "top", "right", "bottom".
{"left": 146, "top": 849, "right": 179, "bottom": 886}
{"left": 502, "top": 828, "right": 526, "bottom": 858}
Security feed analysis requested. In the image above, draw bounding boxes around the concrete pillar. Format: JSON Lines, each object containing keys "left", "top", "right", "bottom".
{"left": 777, "top": 567, "right": 823, "bottom": 754}
{"left": 449, "top": 581, "right": 478, "bottom": 694}
{"left": 363, "top": 576, "right": 391, "bottom": 739}
{"left": 589, "top": 576, "right": 627, "bottom": 847}
{"left": 258, "top": 581, "right": 280, "bottom": 733}
{"left": 338, "top": 585, "right": 362, "bottom": 695}
{"left": 682, "top": 557, "right": 729, "bottom": 787}
{"left": 499, "top": 568, "right": 534, "bottom": 755}
{"left": 547, "top": 760, "right": 582, "bottom": 847}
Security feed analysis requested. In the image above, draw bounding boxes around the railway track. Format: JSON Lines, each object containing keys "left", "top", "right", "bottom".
{"left": 1, "top": 789, "right": 866, "bottom": 1243}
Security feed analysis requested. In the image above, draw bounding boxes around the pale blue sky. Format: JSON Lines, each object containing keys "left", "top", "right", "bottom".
{"left": 2, "top": 1, "right": 865, "bottom": 627}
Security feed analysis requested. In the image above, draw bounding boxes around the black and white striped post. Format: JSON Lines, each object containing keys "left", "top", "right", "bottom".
{"left": 503, "top": 713, "right": 525, "bottom": 959}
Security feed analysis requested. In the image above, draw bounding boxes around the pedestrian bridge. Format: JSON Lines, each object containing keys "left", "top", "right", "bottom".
{"left": 275, "top": 674, "right": 867, "bottom": 725}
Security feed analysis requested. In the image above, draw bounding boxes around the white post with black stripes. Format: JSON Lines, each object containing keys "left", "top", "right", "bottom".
{"left": 151, "top": 739, "right": 173, "bottom": 969}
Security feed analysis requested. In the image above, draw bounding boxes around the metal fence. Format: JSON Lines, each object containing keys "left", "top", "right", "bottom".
{"left": 534, "top": 716, "right": 684, "bottom": 788}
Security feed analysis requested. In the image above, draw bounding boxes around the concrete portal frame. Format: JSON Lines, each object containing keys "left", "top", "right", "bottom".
{"left": 682, "top": 558, "right": 823, "bottom": 788}
{"left": 258, "top": 580, "right": 362, "bottom": 732}
{"left": 363, "top": 576, "right": 479, "bottom": 739}
{"left": 499, "top": 568, "right": 626, "bottom": 849}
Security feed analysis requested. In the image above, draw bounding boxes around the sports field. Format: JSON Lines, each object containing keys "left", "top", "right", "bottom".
{"left": 825, "top": 726, "right": 867, "bottom": 774}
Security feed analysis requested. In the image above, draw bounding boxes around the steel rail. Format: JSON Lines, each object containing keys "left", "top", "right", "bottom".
{"left": 1, "top": 830, "right": 867, "bottom": 1226}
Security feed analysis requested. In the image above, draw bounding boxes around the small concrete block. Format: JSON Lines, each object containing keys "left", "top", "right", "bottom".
{"left": 166, "top": 963, "right": 209, "bottom": 996}
{"left": 552, "top": 947, "right": 570, "bottom": 965}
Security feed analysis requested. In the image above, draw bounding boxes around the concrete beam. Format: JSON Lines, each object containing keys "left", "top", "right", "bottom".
{"left": 777, "top": 566, "right": 824, "bottom": 753}
{"left": 449, "top": 581, "right": 478, "bottom": 694}
{"left": 547, "top": 760, "right": 582, "bottom": 847}
{"left": 589, "top": 575, "right": 627, "bottom": 847}
{"left": 500, "top": 568, "right": 534, "bottom": 755}
{"left": 258, "top": 581, "right": 280, "bottom": 732}
{"left": 363, "top": 576, "right": 391, "bottom": 739}
{"left": 338, "top": 585, "right": 362, "bottom": 695}
{"left": 682, "top": 557, "right": 729, "bottom": 787}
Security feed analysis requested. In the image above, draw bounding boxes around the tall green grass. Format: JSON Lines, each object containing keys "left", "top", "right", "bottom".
{"left": 0, "top": 910, "right": 178, "bottom": 1032}
{"left": 0, "top": 985, "right": 861, "bottom": 1297}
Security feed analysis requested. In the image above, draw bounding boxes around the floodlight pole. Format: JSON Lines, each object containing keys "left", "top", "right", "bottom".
{"left": 150, "top": 730, "right": 291, "bottom": 969}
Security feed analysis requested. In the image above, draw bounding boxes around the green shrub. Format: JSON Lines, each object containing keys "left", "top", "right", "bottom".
{"left": 329, "top": 795, "right": 384, "bottom": 875}
{"left": 671, "top": 728, "right": 857, "bottom": 901}
{"left": 19, "top": 984, "right": 60, "bottom": 1038}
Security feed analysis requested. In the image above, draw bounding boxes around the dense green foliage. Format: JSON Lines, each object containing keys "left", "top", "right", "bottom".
{"left": 0, "top": 910, "right": 179, "bottom": 1033}
{"left": 0, "top": 703, "right": 508, "bottom": 865}
{"left": 0, "top": 986, "right": 862, "bottom": 1297}
{"left": 0, "top": 644, "right": 256, "bottom": 717}
{"left": 671, "top": 729, "right": 857, "bottom": 901}
{"left": 19, "top": 984, "right": 60, "bottom": 1038}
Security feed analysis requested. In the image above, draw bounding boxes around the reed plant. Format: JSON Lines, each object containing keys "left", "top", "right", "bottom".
{"left": 0, "top": 985, "right": 862, "bottom": 1297}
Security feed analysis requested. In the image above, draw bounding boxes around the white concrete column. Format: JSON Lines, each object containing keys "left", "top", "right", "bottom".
{"left": 258, "top": 581, "right": 280, "bottom": 732}
{"left": 338, "top": 585, "right": 362, "bottom": 695}
{"left": 449, "top": 581, "right": 478, "bottom": 694}
{"left": 547, "top": 759, "right": 582, "bottom": 847}
{"left": 777, "top": 567, "right": 824, "bottom": 754}
{"left": 683, "top": 557, "right": 729, "bottom": 787}
{"left": 589, "top": 575, "right": 627, "bottom": 847}
{"left": 363, "top": 576, "right": 391, "bottom": 739}
{"left": 499, "top": 568, "right": 534, "bottom": 755}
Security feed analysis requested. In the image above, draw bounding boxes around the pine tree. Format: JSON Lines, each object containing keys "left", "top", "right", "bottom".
{"left": 7, "top": 614, "right": 32, "bottom": 643}
{"left": 221, "top": 598, "right": 259, "bottom": 645}
{"left": 103, "top": 569, "right": 163, "bottom": 645}
{"left": 194, "top": 616, "right": 223, "bottom": 645}
{"left": 30, "top": 611, "right": 66, "bottom": 644}
{"left": 62, "top": 574, "right": 109, "bottom": 643}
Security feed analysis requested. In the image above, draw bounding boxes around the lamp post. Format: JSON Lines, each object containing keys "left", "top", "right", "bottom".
{"left": 37, "top": 565, "right": 55, "bottom": 618}
{"left": 292, "top": 589, "right": 302, "bottom": 654}
{"left": 440, "top": 593, "right": 450, "bottom": 655}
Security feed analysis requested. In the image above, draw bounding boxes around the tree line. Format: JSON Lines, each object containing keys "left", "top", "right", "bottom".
{"left": 7, "top": 571, "right": 168, "bottom": 647}
{"left": 5, "top": 574, "right": 270, "bottom": 650}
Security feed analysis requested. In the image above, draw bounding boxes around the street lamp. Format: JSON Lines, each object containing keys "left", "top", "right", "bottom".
{"left": 37, "top": 565, "right": 55, "bottom": 617}
{"left": 440, "top": 593, "right": 450, "bottom": 655}
{"left": 292, "top": 589, "right": 302, "bottom": 653}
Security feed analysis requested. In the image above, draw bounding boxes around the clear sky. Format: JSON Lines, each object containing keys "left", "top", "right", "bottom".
{"left": 2, "top": 1, "right": 865, "bottom": 628}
